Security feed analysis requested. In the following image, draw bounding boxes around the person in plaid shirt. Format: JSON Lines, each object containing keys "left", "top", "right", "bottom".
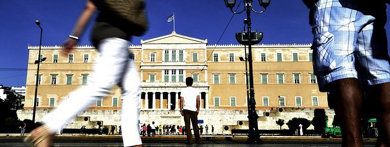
{"left": 304, "top": 0, "right": 390, "bottom": 146}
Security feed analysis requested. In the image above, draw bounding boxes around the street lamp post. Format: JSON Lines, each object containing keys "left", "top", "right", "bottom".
{"left": 32, "top": 20, "right": 45, "bottom": 123}
{"left": 224, "top": 0, "right": 270, "bottom": 143}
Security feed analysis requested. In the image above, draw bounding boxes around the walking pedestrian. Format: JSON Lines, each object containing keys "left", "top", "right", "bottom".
{"left": 142, "top": 124, "right": 146, "bottom": 136}
{"left": 303, "top": 0, "right": 390, "bottom": 146}
{"left": 299, "top": 124, "right": 303, "bottom": 136}
{"left": 180, "top": 77, "right": 202, "bottom": 144}
{"left": 111, "top": 125, "right": 116, "bottom": 135}
{"left": 151, "top": 121, "right": 156, "bottom": 136}
{"left": 205, "top": 124, "right": 208, "bottom": 135}
{"left": 19, "top": 122, "right": 26, "bottom": 136}
{"left": 159, "top": 124, "right": 162, "bottom": 135}
{"left": 24, "top": 0, "right": 147, "bottom": 146}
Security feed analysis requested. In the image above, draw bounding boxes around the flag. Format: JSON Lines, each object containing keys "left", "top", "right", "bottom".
{"left": 167, "top": 14, "right": 174, "bottom": 23}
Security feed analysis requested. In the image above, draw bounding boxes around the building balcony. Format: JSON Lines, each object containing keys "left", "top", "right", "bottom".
{"left": 141, "top": 82, "right": 209, "bottom": 88}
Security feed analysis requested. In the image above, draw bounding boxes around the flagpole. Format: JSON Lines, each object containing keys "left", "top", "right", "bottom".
{"left": 173, "top": 12, "right": 176, "bottom": 32}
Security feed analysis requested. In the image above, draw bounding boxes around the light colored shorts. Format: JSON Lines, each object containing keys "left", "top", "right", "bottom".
{"left": 311, "top": 0, "right": 390, "bottom": 92}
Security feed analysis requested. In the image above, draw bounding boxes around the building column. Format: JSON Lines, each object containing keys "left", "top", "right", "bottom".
{"left": 145, "top": 92, "right": 149, "bottom": 110}
{"left": 205, "top": 92, "right": 209, "bottom": 109}
{"left": 152, "top": 92, "right": 156, "bottom": 110}
{"left": 167, "top": 92, "right": 171, "bottom": 110}
{"left": 160, "top": 92, "right": 163, "bottom": 110}
{"left": 140, "top": 92, "right": 143, "bottom": 110}
{"left": 175, "top": 92, "right": 179, "bottom": 110}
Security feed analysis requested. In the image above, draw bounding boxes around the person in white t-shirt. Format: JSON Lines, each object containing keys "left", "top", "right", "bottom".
{"left": 150, "top": 121, "right": 156, "bottom": 136}
{"left": 180, "top": 77, "right": 202, "bottom": 144}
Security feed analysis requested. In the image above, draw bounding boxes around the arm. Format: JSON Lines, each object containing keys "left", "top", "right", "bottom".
{"left": 62, "top": 0, "right": 96, "bottom": 55}
{"left": 180, "top": 96, "right": 184, "bottom": 116}
{"left": 196, "top": 95, "right": 200, "bottom": 115}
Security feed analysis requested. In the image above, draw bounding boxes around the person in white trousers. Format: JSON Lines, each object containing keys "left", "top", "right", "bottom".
{"left": 25, "top": 1, "right": 144, "bottom": 147}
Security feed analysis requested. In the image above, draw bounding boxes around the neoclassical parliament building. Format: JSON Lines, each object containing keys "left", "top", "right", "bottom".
{"left": 18, "top": 32, "right": 334, "bottom": 133}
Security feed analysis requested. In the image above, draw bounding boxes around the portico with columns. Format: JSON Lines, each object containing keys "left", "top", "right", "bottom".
{"left": 139, "top": 31, "right": 210, "bottom": 111}
{"left": 140, "top": 86, "right": 209, "bottom": 110}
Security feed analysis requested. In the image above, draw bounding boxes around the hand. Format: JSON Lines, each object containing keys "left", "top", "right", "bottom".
{"left": 180, "top": 110, "right": 184, "bottom": 116}
{"left": 196, "top": 110, "right": 199, "bottom": 115}
{"left": 61, "top": 38, "right": 78, "bottom": 55}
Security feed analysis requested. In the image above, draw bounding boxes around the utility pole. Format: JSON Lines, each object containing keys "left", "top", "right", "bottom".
{"left": 224, "top": 0, "right": 270, "bottom": 143}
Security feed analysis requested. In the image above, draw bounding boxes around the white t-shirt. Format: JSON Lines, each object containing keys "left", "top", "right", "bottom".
{"left": 180, "top": 87, "right": 200, "bottom": 112}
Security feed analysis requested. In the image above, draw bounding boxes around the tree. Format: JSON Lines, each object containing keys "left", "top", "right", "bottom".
{"left": 0, "top": 86, "right": 25, "bottom": 133}
{"left": 287, "top": 118, "right": 311, "bottom": 132}
{"left": 276, "top": 119, "right": 284, "bottom": 130}
{"left": 312, "top": 109, "right": 327, "bottom": 134}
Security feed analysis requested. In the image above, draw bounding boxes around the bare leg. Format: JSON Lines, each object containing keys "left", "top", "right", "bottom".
{"left": 332, "top": 78, "right": 364, "bottom": 147}
{"left": 377, "top": 83, "right": 390, "bottom": 147}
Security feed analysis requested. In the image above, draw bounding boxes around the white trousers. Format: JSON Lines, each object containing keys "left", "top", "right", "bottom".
{"left": 42, "top": 38, "right": 142, "bottom": 146}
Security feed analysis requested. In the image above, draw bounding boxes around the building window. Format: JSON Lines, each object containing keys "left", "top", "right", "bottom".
{"left": 229, "top": 73, "right": 236, "bottom": 84}
{"left": 164, "top": 50, "right": 169, "bottom": 62}
{"left": 229, "top": 53, "right": 235, "bottom": 62}
{"left": 309, "top": 53, "right": 313, "bottom": 62}
{"left": 171, "top": 50, "right": 176, "bottom": 62}
{"left": 149, "top": 74, "right": 155, "bottom": 82}
{"left": 192, "top": 73, "right": 199, "bottom": 82}
{"left": 277, "top": 73, "right": 284, "bottom": 84}
{"left": 35, "top": 98, "right": 40, "bottom": 107}
{"left": 82, "top": 74, "right": 88, "bottom": 85}
{"left": 66, "top": 74, "right": 73, "bottom": 85}
{"left": 213, "top": 53, "right": 219, "bottom": 62}
{"left": 150, "top": 53, "right": 156, "bottom": 62}
{"left": 49, "top": 98, "right": 55, "bottom": 107}
{"left": 193, "top": 53, "right": 198, "bottom": 62}
{"left": 245, "top": 74, "right": 251, "bottom": 84}
{"left": 36, "top": 74, "right": 42, "bottom": 85}
{"left": 293, "top": 73, "right": 301, "bottom": 84}
{"left": 171, "top": 70, "right": 177, "bottom": 82}
{"left": 53, "top": 54, "right": 58, "bottom": 63}
{"left": 38, "top": 55, "right": 44, "bottom": 61}
{"left": 50, "top": 74, "right": 57, "bottom": 85}
{"left": 164, "top": 70, "right": 169, "bottom": 82}
{"left": 310, "top": 73, "right": 317, "bottom": 84}
{"left": 230, "top": 97, "right": 236, "bottom": 107}
{"left": 293, "top": 53, "right": 298, "bottom": 62}
{"left": 296, "top": 96, "right": 302, "bottom": 107}
{"left": 277, "top": 53, "right": 282, "bottom": 62}
{"left": 179, "top": 69, "right": 184, "bottom": 82}
{"left": 96, "top": 99, "right": 102, "bottom": 107}
{"left": 279, "top": 96, "right": 286, "bottom": 106}
{"left": 261, "top": 53, "right": 266, "bottom": 62}
{"left": 214, "top": 97, "right": 220, "bottom": 107}
{"left": 84, "top": 54, "right": 89, "bottom": 63}
{"left": 113, "top": 97, "right": 118, "bottom": 107}
{"left": 312, "top": 96, "right": 319, "bottom": 106}
{"left": 263, "top": 96, "right": 269, "bottom": 107}
{"left": 179, "top": 50, "right": 184, "bottom": 62}
{"left": 68, "top": 54, "right": 74, "bottom": 63}
{"left": 261, "top": 73, "right": 268, "bottom": 84}
{"left": 213, "top": 74, "right": 220, "bottom": 84}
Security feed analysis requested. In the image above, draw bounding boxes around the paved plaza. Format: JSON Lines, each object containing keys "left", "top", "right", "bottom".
{"left": 0, "top": 134, "right": 378, "bottom": 147}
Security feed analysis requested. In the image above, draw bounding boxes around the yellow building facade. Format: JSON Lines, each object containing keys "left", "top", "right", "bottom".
{"left": 19, "top": 32, "right": 331, "bottom": 132}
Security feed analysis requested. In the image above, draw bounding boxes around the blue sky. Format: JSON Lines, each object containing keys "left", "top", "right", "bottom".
{"left": 0, "top": 0, "right": 389, "bottom": 87}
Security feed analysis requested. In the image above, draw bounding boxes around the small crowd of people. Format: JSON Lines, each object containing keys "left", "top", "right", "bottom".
{"left": 140, "top": 121, "right": 215, "bottom": 137}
